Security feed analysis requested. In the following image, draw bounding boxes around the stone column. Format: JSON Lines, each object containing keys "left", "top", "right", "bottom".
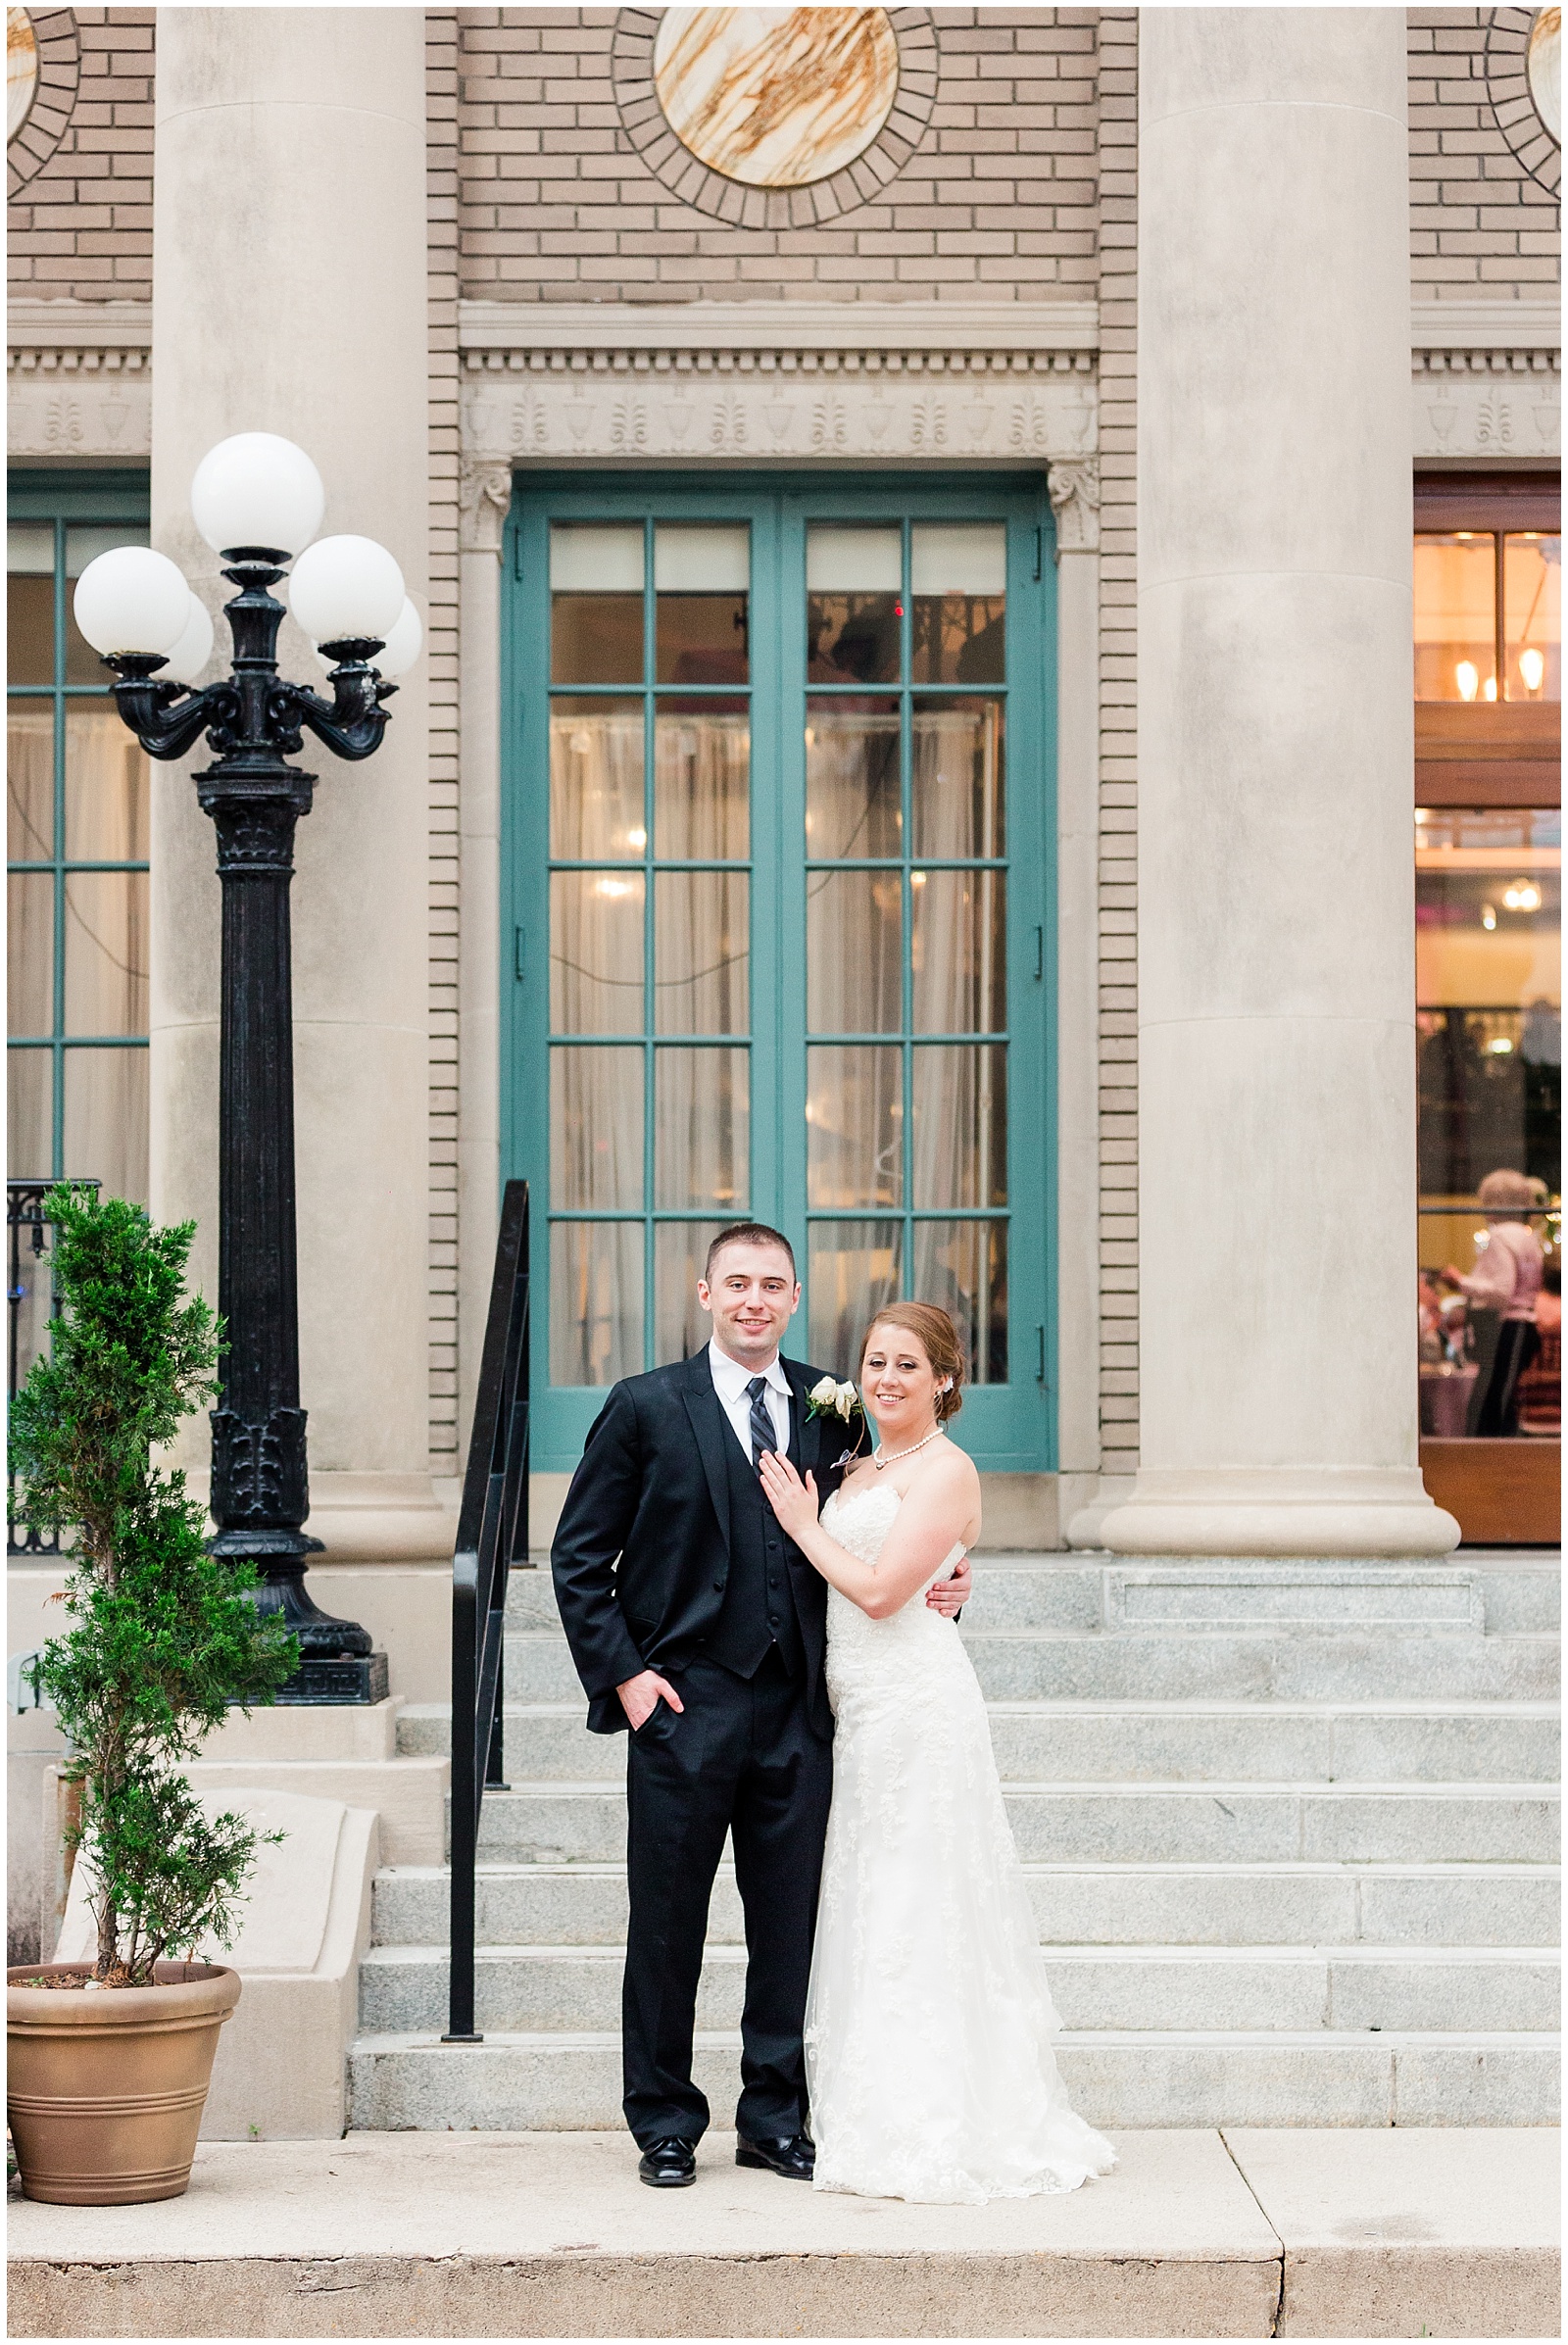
{"left": 151, "top": 10, "right": 450, "bottom": 1562}
{"left": 1100, "top": 12, "right": 1459, "bottom": 1558}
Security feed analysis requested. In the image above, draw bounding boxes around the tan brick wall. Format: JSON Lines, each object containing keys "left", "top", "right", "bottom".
{"left": 428, "top": 10, "right": 464, "bottom": 1468}
{"left": 1409, "top": 8, "right": 1561, "bottom": 300}
{"left": 1095, "top": 9, "right": 1138, "bottom": 1482}
{"left": 8, "top": 7, "right": 153, "bottom": 300}
{"left": 456, "top": 6, "right": 1102, "bottom": 305}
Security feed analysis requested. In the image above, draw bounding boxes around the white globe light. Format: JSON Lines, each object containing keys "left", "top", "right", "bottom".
{"left": 159, "top": 593, "right": 215, "bottom": 685}
{"left": 287, "top": 534, "right": 404, "bottom": 644}
{"left": 372, "top": 597, "right": 422, "bottom": 678}
{"left": 190, "top": 432, "right": 325, "bottom": 558}
{"left": 72, "top": 546, "right": 192, "bottom": 658}
{"left": 314, "top": 598, "right": 420, "bottom": 679}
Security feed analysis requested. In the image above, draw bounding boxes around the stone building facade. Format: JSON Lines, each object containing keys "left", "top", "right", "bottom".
{"left": 8, "top": 5, "right": 1561, "bottom": 1597}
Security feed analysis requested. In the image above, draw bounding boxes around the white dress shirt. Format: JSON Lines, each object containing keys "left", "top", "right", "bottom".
{"left": 708, "top": 1338, "right": 792, "bottom": 1463}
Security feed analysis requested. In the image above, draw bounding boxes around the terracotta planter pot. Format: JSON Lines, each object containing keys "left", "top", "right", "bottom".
{"left": 7, "top": 1959, "right": 241, "bottom": 2204}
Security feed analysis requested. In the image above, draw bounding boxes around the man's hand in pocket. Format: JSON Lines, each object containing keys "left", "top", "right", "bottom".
{"left": 617, "top": 1669, "right": 684, "bottom": 1731}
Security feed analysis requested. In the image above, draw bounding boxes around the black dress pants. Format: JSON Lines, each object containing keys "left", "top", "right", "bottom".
{"left": 622, "top": 1649, "right": 833, "bottom": 2148}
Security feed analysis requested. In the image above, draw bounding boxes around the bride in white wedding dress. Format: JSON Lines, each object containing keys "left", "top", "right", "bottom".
{"left": 758, "top": 1303, "right": 1116, "bottom": 2207}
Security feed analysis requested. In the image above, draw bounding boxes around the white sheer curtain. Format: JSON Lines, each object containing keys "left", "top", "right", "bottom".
{"left": 805, "top": 698, "right": 1006, "bottom": 1377}
{"left": 548, "top": 706, "right": 751, "bottom": 1382}
{"left": 7, "top": 704, "right": 148, "bottom": 1198}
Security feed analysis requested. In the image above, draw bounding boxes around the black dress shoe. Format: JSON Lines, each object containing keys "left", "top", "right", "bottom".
{"left": 736, "top": 2132, "right": 815, "bottom": 2181}
{"left": 638, "top": 2137, "right": 697, "bottom": 2188}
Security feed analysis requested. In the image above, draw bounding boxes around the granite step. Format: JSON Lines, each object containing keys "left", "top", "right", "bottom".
{"left": 347, "top": 2027, "right": 1562, "bottom": 2131}
{"left": 399, "top": 1696, "right": 1560, "bottom": 1784}
{"left": 499, "top": 1627, "right": 1558, "bottom": 1704}
{"left": 505, "top": 1552, "right": 1562, "bottom": 1636}
{"left": 359, "top": 1939, "right": 1561, "bottom": 2038}
{"left": 371, "top": 1857, "right": 1564, "bottom": 1953}
{"left": 469, "top": 1779, "right": 1559, "bottom": 1867}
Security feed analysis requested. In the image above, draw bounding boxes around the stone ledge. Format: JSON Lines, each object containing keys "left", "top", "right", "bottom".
{"left": 8, "top": 2128, "right": 1558, "bottom": 2339}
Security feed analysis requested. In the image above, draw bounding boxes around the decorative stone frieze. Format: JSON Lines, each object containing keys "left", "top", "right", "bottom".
{"left": 1411, "top": 347, "right": 1562, "bottom": 461}
{"left": 7, "top": 301, "right": 152, "bottom": 460}
{"left": 1409, "top": 300, "right": 1561, "bottom": 461}
{"left": 458, "top": 300, "right": 1102, "bottom": 550}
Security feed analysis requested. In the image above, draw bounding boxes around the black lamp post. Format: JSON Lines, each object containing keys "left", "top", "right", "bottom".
{"left": 75, "top": 434, "right": 421, "bottom": 1702}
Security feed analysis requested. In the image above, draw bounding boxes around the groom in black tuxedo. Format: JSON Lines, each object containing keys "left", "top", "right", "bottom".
{"left": 552, "top": 1222, "right": 970, "bottom": 2188}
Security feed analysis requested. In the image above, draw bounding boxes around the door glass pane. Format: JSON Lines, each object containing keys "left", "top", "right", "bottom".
{"left": 8, "top": 522, "right": 53, "bottom": 685}
{"left": 551, "top": 523, "right": 644, "bottom": 684}
{"left": 1503, "top": 533, "right": 1561, "bottom": 702}
{"left": 63, "top": 1048, "right": 148, "bottom": 1203}
{"left": 807, "top": 526, "right": 901, "bottom": 684}
{"left": 655, "top": 1221, "right": 727, "bottom": 1364}
{"left": 911, "top": 697, "right": 1004, "bottom": 858}
{"left": 912, "top": 1220, "right": 1008, "bottom": 1385}
{"left": 655, "top": 704, "right": 749, "bottom": 857}
{"left": 64, "top": 872, "right": 148, "bottom": 1036}
{"left": 655, "top": 1047, "right": 749, "bottom": 1209}
{"left": 912, "top": 869, "right": 1005, "bottom": 1033}
{"left": 1414, "top": 533, "right": 1496, "bottom": 702}
{"left": 807, "top": 870, "right": 901, "bottom": 1033}
{"left": 1416, "top": 806, "right": 1561, "bottom": 1441}
{"left": 808, "top": 1219, "right": 903, "bottom": 1371}
{"left": 66, "top": 525, "right": 148, "bottom": 685}
{"left": 66, "top": 707, "right": 149, "bottom": 861}
{"left": 550, "top": 1220, "right": 642, "bottom": 1387}
{"left": 8, "top": 1047, "right": 51, "bottom": 1178}
{"left": 8, "top": 700, "right": 53, "bottom": 861}
{"left": 9, "top": 873, "right": 53, "bottom": 1035}
{"left": 655, "top": 524, "right": 749, "bottom": 685}
{"left": 806, "top": 698, "right": 900, "bottom": 859}
{"left": 807, "top": 1045, "right": 902, "bottom": 1208}
{"left": 551, "top": 1045, "right": 643, "bottom": 1210}
{"left": 549, "top": 870, "right": 644, "bottom": 1033}
{"left": 912, "top": 1046, "right": 1007, "bottom": 1207}
{"left": 910, "top": 523, "right": 1006, "bottom": 684}
{"left": 654, "top": 871, "right": 749, "bottom": 1035}
{"left": 550, "top": 700, "right": 645, "bottom": 859}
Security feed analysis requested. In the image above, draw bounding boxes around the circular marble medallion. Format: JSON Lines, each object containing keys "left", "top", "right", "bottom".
{"left": 1484, "top": 7, "right": 1560, "bottom": 194}
{"left": 8, "top": 8, "right": 38, "bottom": 143}
{"left": 653, "top": 7, "right": 899, "bottom": 190}
{"left": 1528, "top": 5, "right": 1561, "bottom": 144}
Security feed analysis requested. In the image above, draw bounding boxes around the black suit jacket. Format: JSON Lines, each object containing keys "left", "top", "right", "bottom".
{"left": 551, "top": 1350, "right": 858, "bottom": 1735}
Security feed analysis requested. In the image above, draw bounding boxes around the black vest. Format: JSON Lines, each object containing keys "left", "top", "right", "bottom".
{"left": 705, "top": 1406, "right": 807, "bottom": 1680}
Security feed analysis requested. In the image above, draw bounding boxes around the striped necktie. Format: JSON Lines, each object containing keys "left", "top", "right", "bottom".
{"left": 747, "top": 1375, "right": 776, "bottom": 1469}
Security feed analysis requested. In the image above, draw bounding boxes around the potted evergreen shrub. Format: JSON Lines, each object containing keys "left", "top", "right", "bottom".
{"left": 7, "top": 1186, "right": 296, "bottom": 2204}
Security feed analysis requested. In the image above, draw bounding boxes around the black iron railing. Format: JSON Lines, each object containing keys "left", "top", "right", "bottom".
{"left": 8, "top": 1179, "right": 99, "bottom": 1556}
{"left": 445, "top": 1179, "right": 531, "bottom": 2043}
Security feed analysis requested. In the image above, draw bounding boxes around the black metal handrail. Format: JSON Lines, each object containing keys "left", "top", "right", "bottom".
{"left": 8, "top": 1178, "right": 99, "bottom": 1556}
{"left": 445, "top": 1178, "right": 530, "bottom": 2043}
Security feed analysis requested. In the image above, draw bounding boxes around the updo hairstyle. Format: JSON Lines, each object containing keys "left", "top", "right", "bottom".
{"left": 859, "top": 1302, "right": 965, "bottom": 1422}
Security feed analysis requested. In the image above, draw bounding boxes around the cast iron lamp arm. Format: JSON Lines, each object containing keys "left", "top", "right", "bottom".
{"left": 102, "top": 660, "right": 239, "bottom": 763}
{"left": 281, "top": 662, "right": 397, "bottom": 762}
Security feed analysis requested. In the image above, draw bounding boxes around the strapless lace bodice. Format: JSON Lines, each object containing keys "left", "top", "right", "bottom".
{"left": 818, "top": 1481, "right": 965, "bottom": 1708}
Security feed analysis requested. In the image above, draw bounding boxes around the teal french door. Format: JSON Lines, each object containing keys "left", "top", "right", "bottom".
{"left": 505, "top": 474, "right": 1056, "bottom": 1473}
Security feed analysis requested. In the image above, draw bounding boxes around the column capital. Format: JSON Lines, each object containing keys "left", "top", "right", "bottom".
{"left": 461, "top": 460, "right": 514, "bottom": 558}
{"left": 1049, "top": 457, "right": 1101, "bottom": 554}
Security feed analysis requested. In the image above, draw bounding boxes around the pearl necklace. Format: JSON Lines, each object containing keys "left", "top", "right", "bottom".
{"left": 871, "top": 1424, "right": 945, "bottom": 1471}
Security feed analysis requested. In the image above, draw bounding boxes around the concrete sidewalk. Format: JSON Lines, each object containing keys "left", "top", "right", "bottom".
{"left": 7, "top": 2127, "right": 1558, "bottom": 2338}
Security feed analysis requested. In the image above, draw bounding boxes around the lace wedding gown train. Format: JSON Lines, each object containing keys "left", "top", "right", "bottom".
{"left": 805, "top": 1481, "right": 1117, "bottom": 2205}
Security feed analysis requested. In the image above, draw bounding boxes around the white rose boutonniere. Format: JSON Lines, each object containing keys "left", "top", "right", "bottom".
{"left": 806, "top": 1375, "right": 861, "bottom": 1425}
